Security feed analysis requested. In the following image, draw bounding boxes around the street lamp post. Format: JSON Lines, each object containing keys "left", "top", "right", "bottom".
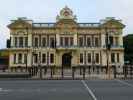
{"left": 26, "top": 27, "right": 28, "bottom": 72}
{"left": 105, "top": 27, "right": 111, "bottom": 79}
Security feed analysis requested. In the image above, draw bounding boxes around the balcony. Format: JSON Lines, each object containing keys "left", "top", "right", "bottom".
{"left": 56, "top": 45, "right": 78, "bottom": 50}
{"left": 103, "top": 45, "right": 124, "bottom": 49}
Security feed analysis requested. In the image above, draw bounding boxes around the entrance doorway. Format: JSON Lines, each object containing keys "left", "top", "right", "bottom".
{"left": 62, "top": 53, "right": 72, "bottom": 67}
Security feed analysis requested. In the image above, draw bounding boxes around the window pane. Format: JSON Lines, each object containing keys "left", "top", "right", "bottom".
{"left": 25, "top": 37, "right": 28, "bottom": 47}
{"left": 19, "top": 37, "right": 23, "bottom": 47}
{"left": 94, "top": 37, "right": 99, "bottom": 47}
{"left": 35, "top": 37, "right": 38, "bottom": 47}
{"left": 14, "top": 37, "right": 17, "bottom": 47}
{"left": 50, "top": 53, "right": 54, "bottom": 63}
{"left": 111, "top": 53, "right": 115, "bottom": 63}
{"left": 64, "top": 37, "right": 69, "bottom": 46}
{"left": 42, "top": 54, "right": 46, "bottom": 63}
{"left": 34, "top": 54, "right": 38, "bottom": 63}
{"left": 60, "top": 37, "right": 63, "bottom": 46}
{"left": 14, "top": 54, "right": 16, "bottom": 64}
{"left": 115, "top": 37, "right": 119, "bottom": 46}
{"left": 109, "top": 36, "right": 113, "bottom": 46}
{"left": 42, "top": 37, "right": 46, "bottom": 47}
{"left": 87, "top": 37, "right": 91, "bottom": 47}
{"left": 24, "top": 54, "right": 27, "bottom": 64}
{"left": 50, "top": 37, "right": 55, "bottom": 48}
{"left": 79, "top": 37, "right": 84, "bottom": 46}
{"left": 80, "top": 53, "right": 83, "bottom": 63}
{"left": 95, "top": 53, "right": 99, "bottom": 63}
{"left": 88, "top": 53, "right": 91, "bottom": 63}
{"left": 18, "top": 53, "right": 22, "bottom": 63}
{"left": 117, "top": 53, "right": 119, "bottom": 63}
{"left": 70, "top": 37, "right": 73, "bottom": 46}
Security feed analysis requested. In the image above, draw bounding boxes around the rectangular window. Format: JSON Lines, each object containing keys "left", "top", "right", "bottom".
{"left": 70, "top": 37, "right": 73, "bottom": 46}
{"left": 109, "top": 36, "right": 113, "bottom": 46}
{"left": 87, "top": 37, "right": 91, "bottom": 47}
{"left": 79, "top": 37, "right": 84, "bottom": 47}
{"left": 13, "top": 54, "right": 16, "bottom": 64}
{"left": 80, "top": 53, "right": 84, "bottom": 64}
{"left": 95, "top": 53, "right": 99, "bottom": 63}
{"left": 14, "top": 37, "right": 17, "bottom": 47}
{"left": 94, "top": 37, "right": 99, "bottom": 47}
{"left": 42, "top": 53, "right": 46, "bottom": 63}
{"left": 42, "top": 37, "right": 46, "bottom": 47}
{"left": 111, "top": 53, "right": 115, "bottom": 63}
{"left": 19, "top": 37, "right": 23, "bottom": 47}
{"left": 34, "top": 37, "right": 38, "bottom": 47}
{"left": 25, "top": 37, "right": 28, "bottom": 47}
{"left": 18, "top": 53, "right": 22, "bottom": 64}
{"left": 115, "top": 37, "right": 119, "bottom": 46}
{"left": 24, "top": 54, "right": 27, "bottom": 64}
{"left": 50, "top": 53, "right": 54, "bottom": 64}
{"left": 64, "top": 37, "right": 69, "bottom": 46}
{"left": 117, "top": 53, "right": 119, "bottom": 63}
{"left": 60, "top": 37, "right": 63, "bottom": 46}
{"left": 87, "top": 53, "right": 91, "bottom": 63}
{"left": 50, "top": 37, "right": 55, "bottom": 48}
{"left": 34, "top": 54, "right": 38, "bottom": 63}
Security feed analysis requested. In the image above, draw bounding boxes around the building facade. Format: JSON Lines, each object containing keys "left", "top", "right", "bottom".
{"left": 8, "top": 6, "right": 125, "bottom": 72}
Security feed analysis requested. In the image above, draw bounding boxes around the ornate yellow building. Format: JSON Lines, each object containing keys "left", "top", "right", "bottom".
{"left": 8, "top": 6, "right": 125, "bottom": 72}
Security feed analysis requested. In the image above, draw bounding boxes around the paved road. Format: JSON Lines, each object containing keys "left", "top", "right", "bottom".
{"left": 0, "top": 79, "right": 133, "bottom": 100}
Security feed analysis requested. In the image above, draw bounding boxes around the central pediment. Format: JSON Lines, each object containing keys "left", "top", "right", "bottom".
{"left": 55, "top": 6, "right": 78, "bottom": 29}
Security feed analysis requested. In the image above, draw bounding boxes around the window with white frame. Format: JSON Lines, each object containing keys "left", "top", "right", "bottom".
{"left": 34, "top": 54, "right": 38, "bottom": 64}
{"left": 94, "top": 37, "right": 99, "bottom": 47}
{"left": 13, "top": 54, "right": 16, "bottom": 64}
{"left": 24, "top": 54, "right": 27, "bottom": 64}
{"left": 79, "top": 37, "right": 84, "bottom": 47}
{"left": 18, "top": 53, "right": 22, "bottom": 64}
{"left": 42, "top": 53, "right": 46, "bottom": 63}
{"left": 19, "top": 37, "right": 23, "bottom": 47}
{"left": 25, "top": 37, "right": 28, "bottom": 47}
{"left": 49, "top": 37, "right": 55, "bottom": 48}
{"left": 111, "top": 53, "right": 115, "bottom": 63}
{"left": 50, "top": 53, "right": 54, "bottom": 64}
{"left": 34, "top": 37, "right": 39, "bottom": 47}
{"left": 14, "top": 37, "right": 18, "bottom": 47}
{"left": 87, "top": 37, "right": 91, "bottom": 47}
{"left": 117, "top": 53, "right": 120, "bottom": 63}
{"left": 87, "top": 53, "right": 92, "bottom": 63}
{"left": 70, "top": 37, "right": 73, "bottom": 46}
{"left": 95, "top": 53, "right": 99, "bottom": 63}
{"left": 80, "top": 53, "right": 84, "bottom": 64}
{"left": 60, "top": 37, "right": 63, "bottom": 46}
{"left": 42, "top": 37, "right": 46, "bottom": 47}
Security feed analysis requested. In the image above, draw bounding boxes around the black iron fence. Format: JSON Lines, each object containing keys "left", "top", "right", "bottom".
{"left": 0, "top": 65, "right": 133, "bottom": 79}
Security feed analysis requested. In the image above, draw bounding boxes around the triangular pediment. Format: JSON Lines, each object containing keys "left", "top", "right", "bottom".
{"left": 8, "top": 19, "right": 32, "bottom": 29}
{"left": 101, "top": 19, "right": 125, "bottom": 29}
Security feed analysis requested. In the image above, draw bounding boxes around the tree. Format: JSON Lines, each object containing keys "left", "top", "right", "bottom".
{"left": 123, "top": 34, "right": 133, "bottom": 64}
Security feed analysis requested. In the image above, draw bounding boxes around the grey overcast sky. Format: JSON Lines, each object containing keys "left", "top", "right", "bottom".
{"left": 0, "top": 0, "right": 133, "bottom": 49}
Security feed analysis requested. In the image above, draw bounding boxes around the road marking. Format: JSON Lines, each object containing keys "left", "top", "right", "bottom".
{"left": 0, "top": 88, "right": 12, "bottom": 92}
{"left": 116, "top": 79, "right": 133, "bottom": 88}
{"left": 81, "top": 80, "right": 97, "bottom": 100}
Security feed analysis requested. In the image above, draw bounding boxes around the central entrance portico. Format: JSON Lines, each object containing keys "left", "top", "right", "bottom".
{"left": 62, "top": 52, "right": 72, "bottom": 68}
